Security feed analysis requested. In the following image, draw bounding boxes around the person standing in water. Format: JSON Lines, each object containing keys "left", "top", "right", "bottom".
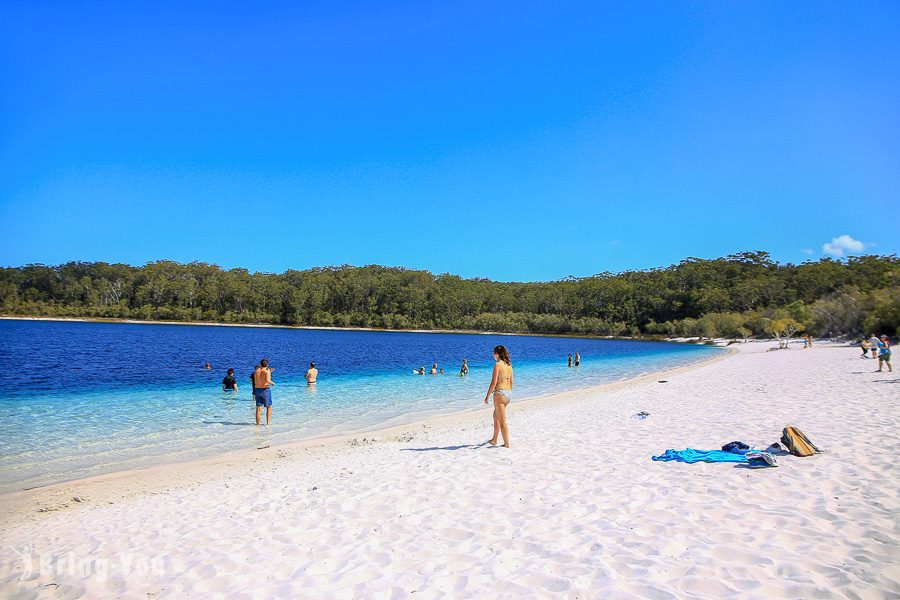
{"left": 305, "top": 362, "right": 318, "bottom": 386}
{"left": 222, "top": 368, "right": 238, "bottom": 392}
{"left": 574, "top": 352, "right": 581, "bottom": 366}
{"left": 568, "top": 354, "right": 573, "bottom": 367}
{"left": 249, "top": 364, "right": 260, "bottom": 399}
{"left": 253, "top": 359, "right": 275, "bottom": 426}
{"left": 430, "top": 363, "right": 438, "bottom": 375}
{"left": 483, "top": 345, "right": 513, "bottom": 448}
{"left": 459, "top": 358, "right": 469, "bottom": 376}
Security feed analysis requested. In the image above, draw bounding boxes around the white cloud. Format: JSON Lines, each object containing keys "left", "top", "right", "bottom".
{"left": 822, "top": 234, "right": 866, "bottom": 257}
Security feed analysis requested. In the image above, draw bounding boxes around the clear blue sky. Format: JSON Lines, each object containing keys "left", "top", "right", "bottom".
{"left": 1, "top": 1, "right": 898, "bottom": 281}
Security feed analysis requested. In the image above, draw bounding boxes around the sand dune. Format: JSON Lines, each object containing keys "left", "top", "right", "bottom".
{"left": 0, "top": 342, "right": 897, "bottom": 598}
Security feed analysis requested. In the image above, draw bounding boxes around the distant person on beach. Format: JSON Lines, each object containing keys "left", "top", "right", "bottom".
{"left": 568, "top": 354, "right": 573, "bottom": 367}
{"left": 305, "top": 362, "right": 318, "bottom": 386}
{"left": 877, "top": 336, "right": 892, "bottom": 373}
{"left": 459, "top": 358, "right": 469, "bottom": 376}
{"left": 253, "top": 359, "right": 275, "bottom": 425}
{"left": 430, "top": 363, "right": 438, "bottom": 375}
{"left": 870, "top": 334, "right": 880, "bottom": 359}
{"left": 861, "top": 338, "right": 871, "bottom": 358}
{"left": 575, "top": 352, "right": 581, "bottom": 366}
{"left": 222, "top": 368, "right": 238, "bottom": 392}
{"left": 483, "top": 345, "right": 513, "bottom": 448}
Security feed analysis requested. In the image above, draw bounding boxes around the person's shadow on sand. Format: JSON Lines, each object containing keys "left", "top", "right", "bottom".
{"left": 402, "top": 442, "right": 491, "bottom": 452}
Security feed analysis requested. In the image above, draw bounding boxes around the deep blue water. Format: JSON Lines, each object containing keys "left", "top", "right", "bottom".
{"left": 0, "top": 319, "right": 722, "bottom": 492}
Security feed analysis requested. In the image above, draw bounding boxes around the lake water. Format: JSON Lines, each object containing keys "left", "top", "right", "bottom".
{"left": 0, "top": 319, "right": 722, "bottom": 492}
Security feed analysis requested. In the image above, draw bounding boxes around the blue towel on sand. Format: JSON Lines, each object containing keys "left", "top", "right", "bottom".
{"left": 652, "top": 448, "right": 757, "bottom": 464}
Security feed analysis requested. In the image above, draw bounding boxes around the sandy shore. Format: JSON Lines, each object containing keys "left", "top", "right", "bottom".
{"left": 0, "top": 342, "right": 897, "bottom": 598}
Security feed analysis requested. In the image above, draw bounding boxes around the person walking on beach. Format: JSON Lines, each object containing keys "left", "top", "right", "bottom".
{"left": 253, "top": 359, "right": 275, "bottom": 425}
{"left": 870, "top": 334, "right": 880, "bottom": 359}
{"left": 484, "top": 345, "right": 513, "bottom": 448}
{"left": 861, "top": 337, "right": 871, "bottom": 358}
{"left": 459, "top": 358, "right": 469, "bottom": 376}
{"left": 877, "top": 336, "right": 892, "bottom": 373}
{"left": 222, "top": 368, "right": 238, "bottom": 392}
{"left": 305, "top": 362, "right": 318, "bottom": 386}
{"left": 575, "top": 352, "right": 581, "bottom": 366}
{"left": 568, "top": 354, "right": 573, "bottom": 367}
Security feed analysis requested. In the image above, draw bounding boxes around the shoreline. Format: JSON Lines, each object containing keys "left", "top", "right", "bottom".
{"left": 0, "top": 347, "right": 734, "bottom": 517}
{"left": 0, "top": 314, "right": 714, "bottom": 343}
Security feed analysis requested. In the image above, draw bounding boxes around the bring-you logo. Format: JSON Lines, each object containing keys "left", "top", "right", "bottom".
{"left": 9, "top": 544, "right": 166, "bottom": 583}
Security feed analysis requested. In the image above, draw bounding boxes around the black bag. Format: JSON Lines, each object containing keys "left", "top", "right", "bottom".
{"left": 722, "top": 441, "right": 750, "bottom": 453}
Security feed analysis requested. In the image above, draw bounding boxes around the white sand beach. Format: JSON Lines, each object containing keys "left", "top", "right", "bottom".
{"left": 0, "top": 342, "right": 897, "bottom": 599}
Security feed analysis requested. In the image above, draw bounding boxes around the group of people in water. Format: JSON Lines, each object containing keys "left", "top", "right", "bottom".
{"left": 204, "top": 345, "right": 516, "bottom": 447}
{"left": 209, "top": 360, "right": 318, "bottom": 426}
{"left": 413, "top": 358, "right": 470, "bottom": 376}
{"left": 861, "top": 334, "right": 893, "bottom": 372}
{"left": 567, "top": 352, "right": 581, "bottom": 367}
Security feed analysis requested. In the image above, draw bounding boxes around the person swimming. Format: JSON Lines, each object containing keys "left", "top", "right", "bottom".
{"left": 483, "top": 345, "right": 513, "bottom": 448}
{"left": 222, "top": 368, "right": 238, "bottom": 392}
{"left": 204, "top": 362, "right": 212, "bottom": 370}
{"left": 305, "top": 361, "right": 318, "bottom": 385}
{"left": 430, "top": 363, "right": 438, "bottom": 375}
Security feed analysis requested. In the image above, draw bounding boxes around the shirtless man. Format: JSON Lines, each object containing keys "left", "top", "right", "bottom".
{"left": 305, "top": 362, "right": 318, "bottom": 386}
{"left": 253, "top": 359, "right": 275, "bottom": 426}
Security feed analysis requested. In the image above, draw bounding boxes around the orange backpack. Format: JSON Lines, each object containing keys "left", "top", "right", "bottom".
{"left": 781, "top": 426, "right": 820, "bottom": 457}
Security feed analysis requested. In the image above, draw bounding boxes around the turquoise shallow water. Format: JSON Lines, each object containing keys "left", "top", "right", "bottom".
{"left": 0, "top": 320, "right": 722, "bottom": 492}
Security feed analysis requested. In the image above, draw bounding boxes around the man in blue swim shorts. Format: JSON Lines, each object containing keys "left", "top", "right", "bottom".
{"left": 253, "top": 359, "right": 275, "bottom": 425}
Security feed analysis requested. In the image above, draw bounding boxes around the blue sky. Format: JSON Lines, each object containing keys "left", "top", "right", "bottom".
{"left": 0, "top": 1, "right": 898, "bottom": 281}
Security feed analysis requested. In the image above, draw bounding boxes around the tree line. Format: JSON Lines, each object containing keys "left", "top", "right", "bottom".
{"left": 1, "top": 251, "right": 897, "bottom": 339}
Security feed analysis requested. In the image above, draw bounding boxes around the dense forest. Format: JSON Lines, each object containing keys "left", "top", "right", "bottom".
{"left": 1, "top": 252, "right": 897, "bottom": 339}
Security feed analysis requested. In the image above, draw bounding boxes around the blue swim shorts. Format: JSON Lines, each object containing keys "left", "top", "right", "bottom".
{"left": 254, "top": 388, "right": 272, "bottom": 407}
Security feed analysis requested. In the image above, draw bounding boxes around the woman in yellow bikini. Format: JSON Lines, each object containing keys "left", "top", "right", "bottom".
{"left": 483, "top": 345, "right": 513, "bottom": 448}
